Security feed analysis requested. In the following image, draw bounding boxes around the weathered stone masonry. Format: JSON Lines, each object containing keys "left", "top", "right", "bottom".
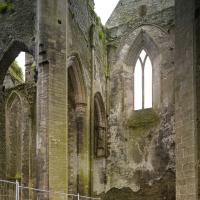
{"left": 0, "top": 0, "right": 200, "bottom": 200}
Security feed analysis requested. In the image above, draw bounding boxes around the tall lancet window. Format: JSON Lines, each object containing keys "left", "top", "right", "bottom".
{"left": 134, "top": 50, "right": 152, "bottom": 110}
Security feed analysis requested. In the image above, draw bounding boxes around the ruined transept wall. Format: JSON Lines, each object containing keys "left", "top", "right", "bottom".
{"left": 105, "top": 0, "right": 175, "bottom": 199}
{"left": 1, "top": 0, "right": 200, "bottom": 200}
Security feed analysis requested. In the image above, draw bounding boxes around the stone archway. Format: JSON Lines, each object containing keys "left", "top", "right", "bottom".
{"left": 0, "top": 41, "right": 31, "bottom": 85}
{"left": 94, "top": 92, "right": 106, "bottom": 158}
{"left": 6, "top": 91, "right": 23, "bottom": 180}
{"left": 5, "top": 90, "right": 32, "bottom": 198}
{"left": 91, "top": 92, "right": 107, "bottom": 196}
{"left": 0, "top": 42, "right": 35, "bottom": 180}
{"left": 67, "top": 54, "right": 89, "bottom": 196}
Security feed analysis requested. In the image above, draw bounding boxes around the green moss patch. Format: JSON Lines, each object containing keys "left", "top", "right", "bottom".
{"left": 99, "top": 30, "right": 106, "bottom": 41}
{"left": 7, "top": 172, "right": 21, "bottom": 182}
{"left": 0, "top": 1, "right": 14, "bottom": 14}
{"left": 0, "top": 2, "right": 7, "bottom": 13}
{"left": 127, "top": 109, "right": 159, "bottom": 129}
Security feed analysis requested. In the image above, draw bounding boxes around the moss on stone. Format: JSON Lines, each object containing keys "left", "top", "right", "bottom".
{"left": 7, "top": 1, "right": 13, "bottom": 10}
{"left": 7, "top": 172, "right": 21, "bottom": 182}
{"left": 127, "top": 108, "right": 159, "bottom": 129}
{"left": 99, "top": 30, "right": 106, "bottom": 41}
{"left": 96, "top": 16, "right": 101, "bottom": 26}
{"left": 94, "top": 14, "right": 107, "bottom": 43}
{"left": 0, "top": 1, "right": 14, "bottom": 14}
{"left": 0, "top": 2, "right": 7, "bottom": 13}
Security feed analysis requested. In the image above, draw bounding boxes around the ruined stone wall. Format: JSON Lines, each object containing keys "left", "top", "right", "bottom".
{"left": 106, "top": 0, "right": 174, "bottom": 28}
{"left": 25, "top": 53, "right": 36, "bottom": 83}
{"left": 0, "top": 0, "right": 36, "bottom": 180}
{"left": 105, "top": 0, "right": 175, "bottom": 199}
{"left": 196, "top": 0, "right": 200, "bottom": 198}
{"left": 175, "top": 0, "right": 199, "bottom": 199}
{"left": 0, "top": 0, "right": 108, "bottom": 197}
{"left": 0, "top": 0, "right": 36, "bottom": 84}
{"left": 0, "top": 1, "right": 185, "bottom": 200}
{"left": 68, "top": 0, "right": 107, "bottom": 196}
{"left": 6, "top": 93, "right": 22, "bottom": 179}
{"left": 4, "top": 83, "right": 36, "bottom": 190}
{"left": 3, "top": 73, "right": 21, "bottom": 89}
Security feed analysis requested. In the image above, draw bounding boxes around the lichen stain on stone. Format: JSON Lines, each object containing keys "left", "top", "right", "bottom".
{"left": 127, "top": 108, "right": 160, "bottom": 129}
{"left": 103, "top": 171, "right": 175, "bottom": 200}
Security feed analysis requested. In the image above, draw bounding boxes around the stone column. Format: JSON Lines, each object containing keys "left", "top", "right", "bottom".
{"left": 21, "top": 99, "right": 31, "bottom": 199}
{"left": 0, "top": 87, "right": 5, "bottom": 179}
{"left": 75, "top": 103, "right": 90, "bottom": 195}
{"left": 36, "top": 0, "right": 68, "bottom": 199}
{"left": 196, "top": 0, "right": 200, "bottom": 196}
{"left": 175, "top": 0, "right": 198, "bottom": 199}
{"left": 25, "top": 53, "right": 35, "bottom": 83}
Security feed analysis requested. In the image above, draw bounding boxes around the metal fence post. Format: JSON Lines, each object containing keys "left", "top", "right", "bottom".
{"left": 16, "top": 180, "right": 19, "bottom": 200}
{"left": 78, "top": 193, "right": 80, "bottom": 200}
{"left": 15, "top": 180, "right": 18, "bottom": 200}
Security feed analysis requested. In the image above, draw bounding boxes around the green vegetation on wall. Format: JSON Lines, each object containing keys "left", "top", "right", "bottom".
{"left": 8, "top": 61, "right": 24, "bottom": 83}
{"left": 127, "top": 108, "right": 159, "bottom": 129}
{"left": 7, "top": 172, "right": 21, "bottom": 182}
{"left": 95, "top": 15, "right": 107, "bottom": 43}
{"left": 99, "top": 29, "right": 106, "bottom": 42}
{"left": 0, "top": 0, "right": 14, "bottom": 14}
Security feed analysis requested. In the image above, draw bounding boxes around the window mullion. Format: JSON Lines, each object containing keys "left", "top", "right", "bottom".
{"left": 143, "top": 57, "right": 147, "bottom": 109}
{"left": 142, "top": 63, "right": 144, "bottom": 109}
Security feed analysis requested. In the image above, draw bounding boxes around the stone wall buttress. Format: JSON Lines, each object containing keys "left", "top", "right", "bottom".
{"left": 36, "top": 0, "right": 68, "bottom": 199}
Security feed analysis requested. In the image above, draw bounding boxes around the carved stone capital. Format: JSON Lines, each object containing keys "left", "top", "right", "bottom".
{"left": 75, "top": 102, "right": 87, "bottom": 116}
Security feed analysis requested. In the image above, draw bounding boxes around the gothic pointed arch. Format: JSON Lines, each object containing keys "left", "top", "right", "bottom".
{"left": 125, "top": 30, "right": 159, "bottom": 68}
{"left": 91, "top": 92, "right": 107, "bottom": 195}
{"left": 67, "top": 53, "right": 87, "bottom": 105}
{"left": 134, "top": 49, "right": 153, "bottom": 110}
{"left": 5, "top": 90, "right": 31, "bottom": 186}
{"left": 5, "top": 91, "right": 22, "bottom": 179}
{"left": 67, "top": 53, "right": 88, "bottom": 195}
{"left": 0, "top": 40, "right": 32, "bottom": 85}
{"left": 94, "top": 92, "right": 106, "bottom": 157}
{"left": 125, "top": 30, "right": 161, "bottom": 110}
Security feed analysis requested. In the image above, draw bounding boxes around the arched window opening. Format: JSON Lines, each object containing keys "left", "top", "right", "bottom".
{"left": 3, "top": 52, "right": 35, "bottom": 89}
{"left": 6, "top": 93, "right": 22, "bottom": 179}
{"left": 134, "top": 60, "right": 142, "bottom": 110}
{"left": 94, "top": 93, "right": 106, "bottom": 158}
{"left": 144, "top": 56, "right": 152, "bottom": 108}
{"left": 134, "top": 50, "right": 152, "bottom": 110}
{"left": 67, "top": 55, "right": 87, "bottom": 194}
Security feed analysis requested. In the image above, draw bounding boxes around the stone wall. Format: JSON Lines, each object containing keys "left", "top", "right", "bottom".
{"left": 105, "top": 0, "right": 175, "bottom": 199}
{"left": 0, "top": 0, "right": 108, "bottom": 198}
{"left": 68, "top": 0, "right": 107, "bottom": 196}
{"left": 175, "top": 0, "right": 199, "bottom": 199}
{"left": 0, "top": 0, "right": 36, "bottom": 85}
{"left": 4, "top": 83, "right": 36, "bottom": 198}
{"left": 2, "top": 0, "right": 200, "bottom": 200}
{"left": 196, "top": 0, "right": 200, "bottom": 198}
{"left": 106, "top": 0, "right": 174, "bottom": 28}
{"left": 0, "top": 0, "right": 36, "bottom": 180}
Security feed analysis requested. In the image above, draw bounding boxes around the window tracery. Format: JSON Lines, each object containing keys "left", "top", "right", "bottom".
{"left": 134, "top": 50, "right": 152, "bottom": 110}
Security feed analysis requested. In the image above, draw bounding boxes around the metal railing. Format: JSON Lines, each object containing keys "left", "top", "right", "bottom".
{"left": 0, "top": 180, "right": 101, "bottom": 200}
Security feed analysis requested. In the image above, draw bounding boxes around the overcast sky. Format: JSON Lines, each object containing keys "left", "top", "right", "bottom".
{"left": 16, "top": 0, "right": 119, "bottom": 79}
{"left": 94, "top": 0, "right": 119, "bottom": 24}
